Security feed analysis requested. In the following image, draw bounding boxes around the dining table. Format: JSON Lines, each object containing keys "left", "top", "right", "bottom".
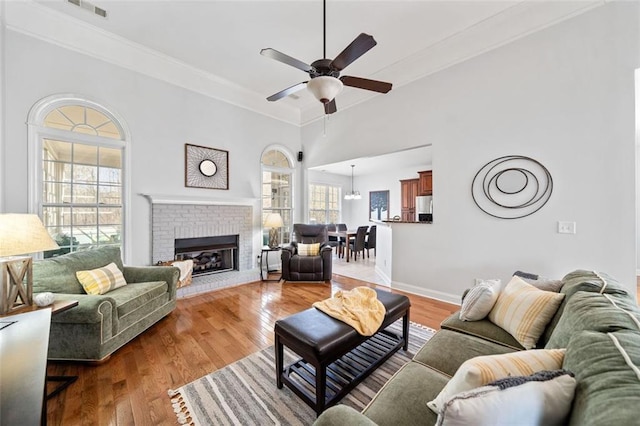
{"left": 327, "top": 229, "right": 368, "bottom": 262}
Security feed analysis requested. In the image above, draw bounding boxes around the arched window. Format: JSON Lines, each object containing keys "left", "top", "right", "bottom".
{"left": 261, "top": 148, "right": 294, "bottom": 246}
{"left": 28, "top": 96, "right": 129, "bottom": 259}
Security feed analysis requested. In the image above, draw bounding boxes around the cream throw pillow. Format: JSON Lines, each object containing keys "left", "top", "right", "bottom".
{"left": 427, "top": 348, "right": 566, "bottom": 413}
{"left": 488, "top": 276, "right": 564, "bottom": 349}
{"left": 76, "top": 262, "right": 127, "bottom": 295}
{"left": 298, "top": 242, "right": 320, "bottom": 256}
{"left": 436, "top": 370, "right": 576, "bottom": 426}
{"left": 459, "top": 280, "right": 500, "bottom": 321}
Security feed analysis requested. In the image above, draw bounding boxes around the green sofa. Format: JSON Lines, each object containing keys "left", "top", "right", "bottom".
{"left": 314, "top": 270, "right": 640, "bottom": 425}
{"left": 33, "top": 246, "right": 179, "bottom": 362}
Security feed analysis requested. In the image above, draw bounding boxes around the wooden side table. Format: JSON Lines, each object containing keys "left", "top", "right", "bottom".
{"left": 260, "top": 246, "right": 282, "bottom": 282}
{"left": 45, "top": 300, "right": 79, "bottom": 400}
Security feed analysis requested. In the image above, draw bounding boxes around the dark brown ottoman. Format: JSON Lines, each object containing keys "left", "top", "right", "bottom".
{"left": 274, "top": 289, "right": 411, "bottom": 415}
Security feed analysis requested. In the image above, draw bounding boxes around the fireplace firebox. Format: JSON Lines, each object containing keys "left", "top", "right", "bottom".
{"left": 174, "top": 234, "right": 239, "bottom": 276}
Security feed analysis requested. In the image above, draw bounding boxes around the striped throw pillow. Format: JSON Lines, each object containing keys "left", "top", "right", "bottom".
{"left": 488, "top": 276, "right": 564, "bottom": 349}
{"left": 459, "top": 280, "right": 500, "bottom": 321}
{"left": 298, "top": 243, "right": 320, "bottom": 256}
{"left": 427, "top": 348, "right": 566, "bottom": 414}
{"left": 76, "top": 262, "right": 128, "bottom": 295}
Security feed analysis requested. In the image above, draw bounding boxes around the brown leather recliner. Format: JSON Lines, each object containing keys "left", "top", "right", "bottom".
{"left": 281, "top": 224, "right": 333, "bottom": 281}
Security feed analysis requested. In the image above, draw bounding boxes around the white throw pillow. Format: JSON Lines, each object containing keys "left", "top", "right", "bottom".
{"left": 436, "top": 370, "right": 576, "bottom": 426}
{"left": 427, "top": 349, "right": 566, "bottom": 414}
{"left": 459, "top": 280, "right": 500, "bottom": 321}
{"left": 488, "top": 276, "right": 565, "bottom": 349}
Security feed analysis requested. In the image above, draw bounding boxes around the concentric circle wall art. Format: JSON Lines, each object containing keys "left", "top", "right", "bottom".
{"left": 471, "top": 155, "right": 553, "bottom": 219}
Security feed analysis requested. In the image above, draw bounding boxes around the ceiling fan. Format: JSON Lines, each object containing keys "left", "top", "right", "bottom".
{"left": 260, "top": 0, "right": 392, "bottom": 115}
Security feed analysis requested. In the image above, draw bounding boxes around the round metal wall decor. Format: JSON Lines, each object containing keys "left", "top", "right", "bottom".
{"left": 471, "top": 155, "right": 552, "bottom": 219}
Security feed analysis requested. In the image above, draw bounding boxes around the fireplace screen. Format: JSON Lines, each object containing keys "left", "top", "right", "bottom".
{"left": 174, "top": 234, "right": 239, "bottom": 276}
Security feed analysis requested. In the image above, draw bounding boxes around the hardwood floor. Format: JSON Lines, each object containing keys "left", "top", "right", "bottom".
{"left": 45, "top": 275, "right": 458, "bottom": 425}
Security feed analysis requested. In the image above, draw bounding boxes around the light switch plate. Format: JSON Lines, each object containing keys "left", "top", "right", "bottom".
{"left": 558, "top": 221, "right": 577, "bottom": 234}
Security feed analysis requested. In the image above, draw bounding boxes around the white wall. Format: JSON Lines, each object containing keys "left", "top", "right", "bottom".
{"left": 2, "top": 30, "right": 300, "bottom": 265}
{"left": 302, "top": 2, "right": 640, "bottom": 300}
{"left": 636, "top": 69, "right": 640, "bottom": 275}
{"left": 0, "top": 3, "right": 5, "bottom": 212}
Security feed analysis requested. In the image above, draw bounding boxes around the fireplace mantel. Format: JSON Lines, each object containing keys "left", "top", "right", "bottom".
{"left": 141, "top": 193, "right": 258, "bottom": 206}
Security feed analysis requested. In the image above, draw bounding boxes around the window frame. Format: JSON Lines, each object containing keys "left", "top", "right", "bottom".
{"left": 261, "top": 147, "right": 295, "bottom": 247}
{"left": 308, "top": 182, "right": 342, "bottom": 224}
{"left": 27, "top": 95, "right": 132, "bottom": 262}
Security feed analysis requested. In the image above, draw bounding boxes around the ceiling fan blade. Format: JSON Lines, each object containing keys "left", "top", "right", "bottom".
{"left": 260, "top": 48, "right": 314, "bottom": 73}
{"left": 324, "top": 98, "right": 337, "bottom": 115}
{"left": 266, "top": 82, "right": 308, "bottom": 102}
{"left": 341, "top": 76, "right": 392, "bottom": 93}
{"left": 330, "top": 33, "right": 377, "bottom": 71}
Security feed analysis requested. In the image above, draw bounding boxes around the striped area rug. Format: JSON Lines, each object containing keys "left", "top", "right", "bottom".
{"left": 168, "top": 321, "right": 435, "bottom": 425}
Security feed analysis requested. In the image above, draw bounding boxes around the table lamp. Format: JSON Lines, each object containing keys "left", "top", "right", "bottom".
{"left": 264, "top": 213, "right": 284, "bottom": 249}
{"left": 0, "top": 214, "right": 59, "bottom": 315}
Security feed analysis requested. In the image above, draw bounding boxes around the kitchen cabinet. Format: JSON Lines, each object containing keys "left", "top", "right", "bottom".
{"left": 418, "top": 170, "right": 432, "bottom": 196}
{"left": 400, "top": 178, "right": 419, "bottom": 222}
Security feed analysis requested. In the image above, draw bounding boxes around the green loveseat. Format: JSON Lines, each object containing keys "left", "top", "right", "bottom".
{"left": 33, "top": 246, "right": 179, "bottom": 362}
{"left": 314, "top": 270, "right": 640, "bottom": 425}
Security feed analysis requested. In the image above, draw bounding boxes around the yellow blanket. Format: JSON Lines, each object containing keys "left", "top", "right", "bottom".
{"left": 313, "top": 287, "right": 386, "bottom": 336}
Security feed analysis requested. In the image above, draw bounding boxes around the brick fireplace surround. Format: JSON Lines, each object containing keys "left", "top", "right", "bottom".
{"left": 148, "top": 197, "right": 258, "bottom": 298}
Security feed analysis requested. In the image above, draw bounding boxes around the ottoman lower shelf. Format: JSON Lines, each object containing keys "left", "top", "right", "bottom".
{"left": 281, "top": 329, "right": 403, "bottom": 413}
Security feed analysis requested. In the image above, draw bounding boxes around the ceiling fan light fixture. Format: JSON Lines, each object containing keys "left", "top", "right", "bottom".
{"left": 307, "top": 76, "right": 343, "bottom": 104}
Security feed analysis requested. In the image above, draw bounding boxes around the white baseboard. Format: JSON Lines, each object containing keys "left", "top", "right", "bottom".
{"left": 374, "top": 266, "right": 391, "bottom": 287}
{"left": 636, "top": 269, "right": 640, "bottom": 276}
{"left": 391, "top": 281, "right": 461, "bottom": 306}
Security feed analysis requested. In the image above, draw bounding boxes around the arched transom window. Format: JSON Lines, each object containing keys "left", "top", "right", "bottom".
{"left": 44, "top": 105, "right": 123, "bottom": 139}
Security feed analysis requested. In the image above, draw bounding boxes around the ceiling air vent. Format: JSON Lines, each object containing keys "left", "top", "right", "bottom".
{"left": 67, "top": 0, "right": 108, "bottom": 18}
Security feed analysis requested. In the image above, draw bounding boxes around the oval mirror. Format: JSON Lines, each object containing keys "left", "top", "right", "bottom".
{"left": 199, "top": 159, "right": 217, "bottom": 177}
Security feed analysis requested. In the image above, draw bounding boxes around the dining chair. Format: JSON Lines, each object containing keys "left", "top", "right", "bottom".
{"left": 326, "top": 224, "right": 341, "bottom": 257}
{"left": 337, "top": 223, "right": 348, "bottom": 258}
{"left": 349, "top": 226, "right": 368, "bottom": 261}
{"left": 365, "top": 225, "right": 377, "bottom": 258}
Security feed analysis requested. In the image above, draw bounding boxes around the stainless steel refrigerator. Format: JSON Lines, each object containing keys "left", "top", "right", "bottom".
{"left": 416, "top": 195, "right": 433, "bottom": 222}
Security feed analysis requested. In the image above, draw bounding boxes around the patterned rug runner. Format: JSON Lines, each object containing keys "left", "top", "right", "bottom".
{"left": 168, "top": 320, "right": 435, "bottom": 425}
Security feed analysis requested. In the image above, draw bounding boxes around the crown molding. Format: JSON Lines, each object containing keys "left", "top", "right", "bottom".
{"left": 4, "top": 0, "right": 301, "bottom": 126}
{"left": 6, "top": 0, "right": 603, "bottom": 128}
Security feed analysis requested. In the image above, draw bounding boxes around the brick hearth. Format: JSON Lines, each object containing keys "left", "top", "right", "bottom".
{"left": 151, "top": 202, "right": 257, "bottom": 297}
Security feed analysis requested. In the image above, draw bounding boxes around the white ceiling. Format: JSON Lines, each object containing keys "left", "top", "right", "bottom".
{"left": 309, "top": 145, "right": 432, "bottom": 176}
{"left": 15, "top": 0, "right": 603, "bottom": 125}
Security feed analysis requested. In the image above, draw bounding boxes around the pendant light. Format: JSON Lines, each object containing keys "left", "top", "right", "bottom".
{"left": 344, "top": 165, "right": 361, "bottom": 200}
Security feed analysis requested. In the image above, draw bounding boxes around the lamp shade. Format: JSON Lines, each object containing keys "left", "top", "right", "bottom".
{"left": 0, "top": 214, "right": 59, "bottom": 257}
{"left": 307, "top": 76, "right": 344, "bottom": 104}
{"left": 264, "top": 213, "right": 284, "bottom": 228}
